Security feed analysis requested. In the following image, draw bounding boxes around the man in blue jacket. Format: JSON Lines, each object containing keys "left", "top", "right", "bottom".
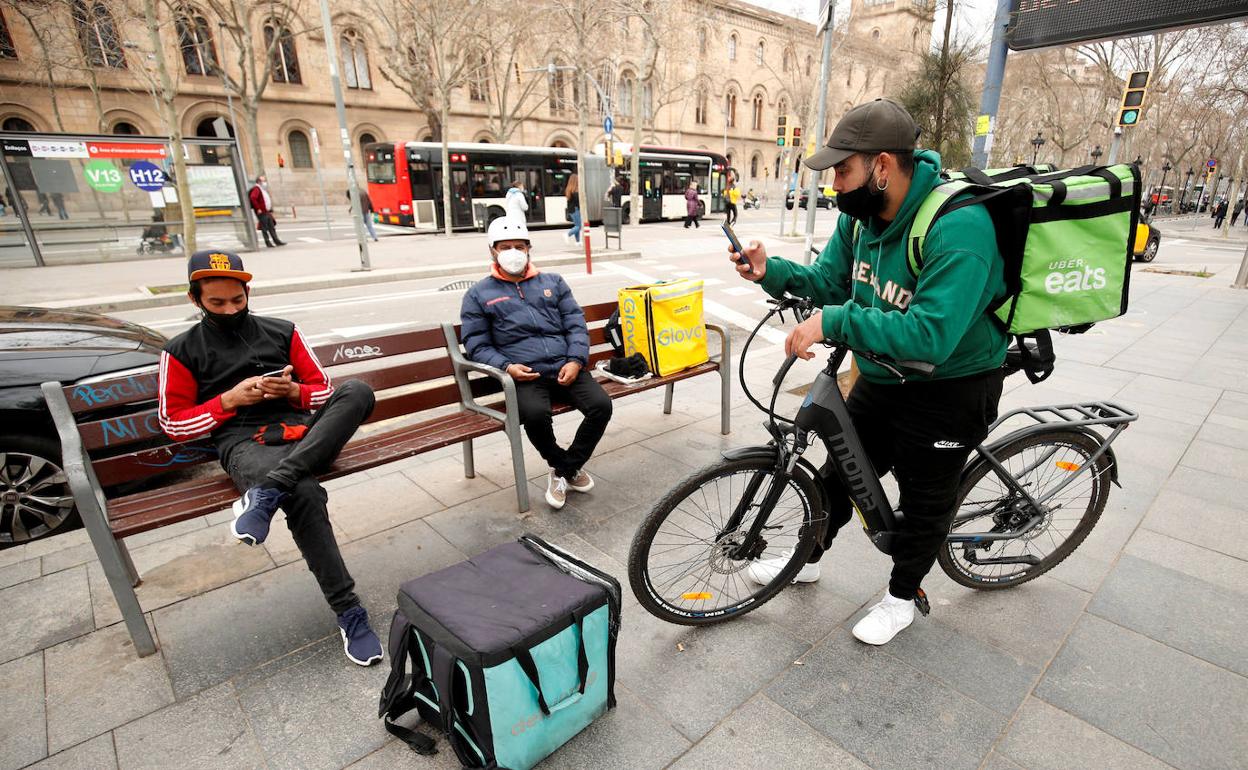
{"left": 460, "top": 217, "right": 613, "bottom": 509}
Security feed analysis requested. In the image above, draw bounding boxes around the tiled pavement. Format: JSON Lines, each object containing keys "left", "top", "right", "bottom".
{"left": 2, "top": 268, "right": 1247, "bottom": 769}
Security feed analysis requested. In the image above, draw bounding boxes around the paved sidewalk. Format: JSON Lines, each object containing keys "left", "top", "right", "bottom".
{"left": 2, "top": 267, "right": 1247, "bottom": 769}
{"left": 1154, "top": 213, "right": 1248, "bottom": 245}
{"left": 5, "top": 227, "right": 635, "bottom": 312}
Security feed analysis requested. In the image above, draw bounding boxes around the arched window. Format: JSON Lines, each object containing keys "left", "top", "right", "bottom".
{"left": 617, "top": 72, "right": 634, "bottom": 117}
{"left": 751, "top": 94, "right": 763, "bottom": 131}
{"left": 3, "top": 116, "right": 36, "bottom": 132}
{"left": 725, "top": 92, "right": 737, "bottom": 128}
{"left": 750, "top": 152, "right": 760, "bottom": 179}
{"left": 774, "top": 153, "right": 781, "bottom": 179}
{"left": 548, "top": 59, "right": 571, "bottom": 113}
{"left": 465, "top": 52, "right": 487, "bottom": 101}
{"left": 805, "top": 55, "right": 813, "bottom": 77}
{"left": 111, "top": 121, "right": 140, "bottom": 135}
{"left": 595, "top": 64, "right": 612, "bottom": 117}
{"left": 727, "top": 34, "right": 737, "bottom": 61}
{"left": 871, "top": 28, "right": 881, "bottom": 40}
{"left": 698, "top": 27, "right": 707, "bottom": 55}
{"left": 642, "top": 82, "right": 653, "bottom": 123}
{"left": 358, "top": 131, "right": 376, "bottom": 159}
{"left": 782, "top": 48, "right": 792, "bottom": 72}
{"left": 264, "top": 21, "right": 301, "bottom": 84}
{"left": 778, "top": 98, "right": 788, "bottom": 119}
{"left": 288, "top": 129, "right": 313, "bottom": 168}
{"left": 72, "top": 1, "right": 125, "bottom": 68}
{"left": 694, "top": 87, "right": 707, "bottom": 125}
{"left": 726, "top": 152, "right": 734, "bottom": 170}
{"left": 340, "top": 29, "right": 371, "bottom": 90}
{"left": 755, "top": 40, "right": 764, "bottom": 66}
{"left": 195, "top": 116, "right": 233, "bottom": 164}
{"left": 176, "top": 13, "right": 217, "bottom": 76}
{"left": 0, "top": 9, "right": 15, "bottom": 59}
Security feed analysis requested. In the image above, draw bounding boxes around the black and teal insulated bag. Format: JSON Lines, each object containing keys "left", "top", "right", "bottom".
{"left": 378, "top": 535, "right": 621, "bottom": 769}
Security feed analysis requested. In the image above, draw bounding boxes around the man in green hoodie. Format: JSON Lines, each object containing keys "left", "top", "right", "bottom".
{"left": 733, "top": 98, "right": 1007, "bottom": 646}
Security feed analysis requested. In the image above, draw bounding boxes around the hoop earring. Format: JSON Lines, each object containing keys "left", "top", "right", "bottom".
{"left": 876, "top": 176, "right": 889, "bottom": 192}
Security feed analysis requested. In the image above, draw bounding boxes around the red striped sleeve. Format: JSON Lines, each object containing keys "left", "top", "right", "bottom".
{"left": 289, "top": 325, "right": 333, "bottom": 410}
{"left": 157, "top": 351, "right": 236, "bottom": 439}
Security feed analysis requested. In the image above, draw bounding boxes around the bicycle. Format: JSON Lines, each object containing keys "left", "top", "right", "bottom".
{"left": 627, "top": 294, "right": 1137, "bottom": 625}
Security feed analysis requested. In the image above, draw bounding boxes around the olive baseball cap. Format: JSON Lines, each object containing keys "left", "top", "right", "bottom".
{"left": 804, "top": 98, "right": 920, "bottom": 171}
{"left": 187, "top": 250, "right": 252, "bottom": 283}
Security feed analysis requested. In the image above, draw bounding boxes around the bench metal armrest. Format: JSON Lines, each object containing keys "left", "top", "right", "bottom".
{"left": 440, "top": 323, "right": 519, "bottom": 422}
{"left": 705, "top": 322, "right": 731, "bottom": 365}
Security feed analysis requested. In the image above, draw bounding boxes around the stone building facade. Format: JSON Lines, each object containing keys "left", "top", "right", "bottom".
{"left": 0, "top": 0, "right": 932, "bottom": 206}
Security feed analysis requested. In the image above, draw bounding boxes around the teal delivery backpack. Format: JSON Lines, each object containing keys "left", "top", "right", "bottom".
{"left": 379, "top": 535, "right": 621, "bottom": 769}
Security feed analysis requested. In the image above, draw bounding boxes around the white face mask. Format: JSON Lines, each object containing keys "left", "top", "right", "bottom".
{"left": 496, "top": 247, "right": 529, "bottom": 275}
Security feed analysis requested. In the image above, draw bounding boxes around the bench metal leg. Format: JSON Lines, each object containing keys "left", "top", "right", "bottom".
{"left": 80, "top": 495, "right": 156, "bottom": 655}
{"left": 505, "top": 417, "right": 531, "bottom": 513}
{"left": 663, "top": 382, "right": 674, "bottom": 415}
{"left": 462, "top": 439, "right": 475, "bottom": 478}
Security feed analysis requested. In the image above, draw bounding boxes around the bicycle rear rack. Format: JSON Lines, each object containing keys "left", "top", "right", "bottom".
{"left": 990, "top": 401, "right": 1138, "bottom": 434}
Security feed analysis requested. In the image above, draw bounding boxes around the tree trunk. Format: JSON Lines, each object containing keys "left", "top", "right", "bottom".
{"left": 144, "top": 0, "right": 197, "bottom": 252}
{"left": 441, "top": 99, "right": 453, "bottom": 238}
{"left": 933, "top": 0, "right": 956, "bottom": 153}
{"left": 243, "top": 99, "right": 266, "bottom": 182}
{"left": 630, "top": 76, "right": 643, "bottom": 228}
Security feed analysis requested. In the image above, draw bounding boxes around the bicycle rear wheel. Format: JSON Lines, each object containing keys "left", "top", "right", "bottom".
{"left": 939, "top": 429, "right": 1112, "bottom": 590}
{"left": 628, "top": 455, "right": 824, "bottom": 625}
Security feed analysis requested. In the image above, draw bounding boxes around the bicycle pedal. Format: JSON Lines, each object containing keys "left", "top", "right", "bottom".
{"left": 914, "top": 588, "right": 931, "bottom": 616}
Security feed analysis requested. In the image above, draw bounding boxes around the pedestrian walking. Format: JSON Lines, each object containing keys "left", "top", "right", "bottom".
{"left": 347, "top": 189, "right": 378, "bottom": 242}
{"left": 606, "top": 176, "right": 624, "bottom": 209}
{"left": 249, "top": 175, "right": 286, "bottom": 247}
{"left": 1231, "top": 199, "right": 1243, "bottom": 227}
{"left": 683, "top": 179, "right": 700, "bottom": 228}
{"left": 51, "top": 192, "right": 68, "bottom": 220}
{"left": 504, "top": 179, "right": 529, "bottom": 222}
{"left": 564, "top": 174, "right": 582, "bottom": 245}
{"left": 1213, "top": 198, "right": 1228, "bottom": 229}
{"left": 36, "top": 191, "right": 51, "bottom": 216}
{"left": 725, "top": 178, "right": 740, "bottom": 226}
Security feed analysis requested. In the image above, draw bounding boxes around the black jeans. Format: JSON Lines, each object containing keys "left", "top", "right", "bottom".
{"left": 515, "top": 371, "right": 612, "bottom": 480}
{"left": 220, "top": 380, "right": 375, "bottom": 614}
{"left": 725, "top": 202, "right": 738, "bottom": 226}
{"left": 810, "top": 370, "right": 1003, "bottom": 600}
{"left": 257, "top": 212, "right": 281, "bottom": 246}
{"left": 683, "top": 214, "right": 700, "bottom": 228}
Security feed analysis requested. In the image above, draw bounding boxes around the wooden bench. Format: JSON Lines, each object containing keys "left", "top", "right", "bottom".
{"left": 442, "top": 298, "right": 731, "bottom": 448}
{"left": 41, "top": 327, "right": 527, "bottom": 657}
{"left": 43, "top": 304, "right": 729, "bottom": 657}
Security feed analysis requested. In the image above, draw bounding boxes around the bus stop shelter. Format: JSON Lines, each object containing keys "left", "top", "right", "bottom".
{"left": 0, "top": 132, "right": 256, "bottom": 268}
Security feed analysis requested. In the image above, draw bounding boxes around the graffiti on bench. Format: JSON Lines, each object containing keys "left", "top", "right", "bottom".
{"left": 332, "top": 343, "right": 384, "bottom": 362}
{"left": 137, "top": 443, "right": 218, "bottom": 469}
{"left": 72, "top": 375, "right": 157, "bottom": 408}
{"left": 98, "top": 412, "right": 163, "bottom": 447}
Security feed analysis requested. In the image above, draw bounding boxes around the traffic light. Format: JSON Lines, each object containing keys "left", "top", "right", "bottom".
{"left": 1116, "top": 70, "right": 1150, "bottom": 128}
{"left": 791, "top": 126, "right": 802, "bottom": 147}
{"left": 777, "top": 115, "right": 788, "bottom": 146}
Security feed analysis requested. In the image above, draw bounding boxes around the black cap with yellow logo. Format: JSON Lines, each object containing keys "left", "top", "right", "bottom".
{"left": 187, "top": 250, "right": 253, "bottom": 283}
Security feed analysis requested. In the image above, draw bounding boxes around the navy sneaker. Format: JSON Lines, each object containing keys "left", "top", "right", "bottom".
{"left": 337, "top": 605, "right": 383, "bottom": 666}
{"left": 230, "top": 485, "right": 287, "bottom": 546}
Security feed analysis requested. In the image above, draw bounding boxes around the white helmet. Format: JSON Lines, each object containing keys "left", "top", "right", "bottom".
{"left": 487, "top": 216, "right": 530, "bottom": 246}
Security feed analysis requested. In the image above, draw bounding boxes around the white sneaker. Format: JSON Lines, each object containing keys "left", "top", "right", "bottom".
{"left": 851, "top": 592, "right": 916, "bottom": 645}
{"left": 567, "top": 469, "right": 594, "bottom": 493}
{"left": 745, "top": 550, "right": 821, "bottom": 586}
{"left": 545, "top": 471, "right": 569, "bottom": 509}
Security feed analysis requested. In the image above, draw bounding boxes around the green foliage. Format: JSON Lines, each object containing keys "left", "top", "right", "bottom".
{"left": 899, "top": 47, "right": 977, "bottom": 169}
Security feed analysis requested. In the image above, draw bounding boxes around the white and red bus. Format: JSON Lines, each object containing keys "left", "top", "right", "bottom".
{"left": 364, "top": 141, "right": 723, "bottom": 230}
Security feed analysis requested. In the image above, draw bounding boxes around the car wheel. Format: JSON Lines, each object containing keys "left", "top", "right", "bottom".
{"left": 1139, "top": 236, "right": 1159, "bottom": 263}
{"left": 0, "top": 433, "right": 79, "bottom": 546}
{"left": 785, "top": 201, "right": 793, "bottom": 210}
{"left": 622, "top": 203, "right": 631, "bottom": 224}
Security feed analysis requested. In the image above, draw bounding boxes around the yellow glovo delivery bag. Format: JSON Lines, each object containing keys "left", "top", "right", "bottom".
{"left": 617, "top": 279, "right": 708, "bottom": 376}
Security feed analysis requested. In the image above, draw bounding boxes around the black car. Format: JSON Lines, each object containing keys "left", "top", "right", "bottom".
{"left": 1, "top": 307, "right": 165, "bottom": 545}
{"left": 785, "top": 188, "right": 837, "bottom": 210}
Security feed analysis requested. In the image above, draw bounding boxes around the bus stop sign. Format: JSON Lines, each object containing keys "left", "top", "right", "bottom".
{"left": 1007, "top": 0, "right": 1248, "bottom": 51}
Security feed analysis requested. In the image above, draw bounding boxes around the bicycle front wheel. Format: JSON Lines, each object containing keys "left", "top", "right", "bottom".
{"left": 628, "top": 456, "right": 824, "bottom": 625}
{"left": 939, "top": 429, "right": 1112, "bottom": 590}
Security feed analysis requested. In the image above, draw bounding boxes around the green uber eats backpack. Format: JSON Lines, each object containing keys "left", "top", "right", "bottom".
{"left": 904, "top": 163, "right": 1141, "bottom": 383}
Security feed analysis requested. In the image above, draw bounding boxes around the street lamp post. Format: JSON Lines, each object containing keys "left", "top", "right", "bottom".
{"left": 1030, "top": 131, "right": 1045, "bottom": 166}
{"left": 1179, "top": 167, "right": 1193, "bottom": 213}
{"left": 1090, "top": 145, "right": 1103, "bottom": 164}
{"left": 1157, "top": 160, "right": 1172, "bottom": 212}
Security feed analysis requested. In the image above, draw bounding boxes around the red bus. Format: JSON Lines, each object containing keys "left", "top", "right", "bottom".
{"left": 365, "top": 141, "right": 721, "bottom": 230}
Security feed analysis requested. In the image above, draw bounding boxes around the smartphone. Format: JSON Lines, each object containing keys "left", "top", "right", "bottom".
{"left": 721, "top": 223, "right": 752, "bottom": 274}
{"left": 259, "top": 367, "right": 289, "bottom": 379}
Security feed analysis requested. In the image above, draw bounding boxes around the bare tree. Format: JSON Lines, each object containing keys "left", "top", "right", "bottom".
{"left": 369, "top": 0, "right": 440, "bottom": 137}
{"left": 7, "top": 2, "right": 70, "bottom": 131}
{"left": 203, "top": 0, "right": 310, "bottom": 178}
{"left": 469, "top": 2, "right": 552, "bottom": 144}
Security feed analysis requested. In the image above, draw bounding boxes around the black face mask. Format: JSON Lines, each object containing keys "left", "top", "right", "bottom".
{"left": 200, "top": 306, "right": 249, "bottom": 332}
{"left": 836, "top": 165, "right": 888, "bottom": 222}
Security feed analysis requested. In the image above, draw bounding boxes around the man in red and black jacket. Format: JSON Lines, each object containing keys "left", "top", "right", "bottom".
{"left": 248, "top": 175, "right": 285, "bottom": 248}
{"left": 158, "top": 250, "right": 383, "bottom": 666}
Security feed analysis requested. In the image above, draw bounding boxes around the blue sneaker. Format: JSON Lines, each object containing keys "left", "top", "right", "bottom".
{"left": 337, "top": 605, "right": 383, "bottom": 666}
{"left": 230, "top": 485, "right": 287, "bottom": 546}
